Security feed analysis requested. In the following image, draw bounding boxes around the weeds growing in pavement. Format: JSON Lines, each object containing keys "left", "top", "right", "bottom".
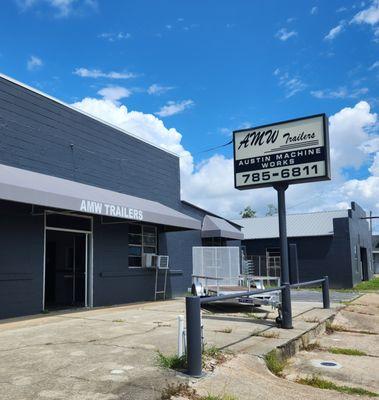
{"left": 160, "top": 383, "right": 237, "bottom": 400}
{"left": 155, "top": 351, "right": 187, "bottom": 370}
{"left": 264, "top": 349, "right": 286, "bottom": 376}
{"left": 328, "top": 347, "right": 367, "bottom": 356}
{"left": 297, "top": 375, "right": 378, "bottom": 397}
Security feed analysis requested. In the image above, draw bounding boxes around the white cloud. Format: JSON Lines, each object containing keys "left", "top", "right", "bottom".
{"left": 147, "top": 83, "right": 174, "bottom": 95}
{"left": 97, "top": 86, "right": 131, "bottom": 102}
{"left": 17, "top": 0, "right": 97, "bottom": 17}
{"left": 27, "top": 55, "right": 43, "bottom": 71}
{"left": 73, "top": 68, "right": 136, "bottom": 79}
{"left": 72, "top": 97, "right": 194, "bottom": 175}
{"left": 275, "top": 71, "right": 306, "bottom": 98}
{"left": 156, "top": 100, "right": 194, "bottom": 117}
{"left": 311, "top": 87, "right": 369, "bottom": 99}
{"left": 352, "top": 0, "right": 379, "bottom": 25}
{"left": 275, "top": 28, "right": 297, "bottom": 41}
{"left": 98, "top": 32, "right": 131, "bottom": 42}
{"left": 369, "top": 60, "right": 379, "bottom": 70}
{"left": 324, "top": 23, "right": 344, "bottom": 40}
{"left": 71, "top": 95, "right": 379, "bottom": 230}
{"left": 310, "top": 6, "right": 318, "bottom": 15}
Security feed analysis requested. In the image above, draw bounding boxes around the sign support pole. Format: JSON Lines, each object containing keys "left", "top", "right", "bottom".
{"left": 274, "top": 183, "right": 293, "bottom": 329}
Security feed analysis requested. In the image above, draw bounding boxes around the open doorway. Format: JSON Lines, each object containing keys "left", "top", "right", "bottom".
{"left": 360, "top": 247, "right": 369, "bottom": 281}
{"left": 45, "top": 230, "right": 87, "bottom": 309}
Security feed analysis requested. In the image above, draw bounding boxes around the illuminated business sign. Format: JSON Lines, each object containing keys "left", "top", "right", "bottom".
{"left": 233, "top": 114, "right": 330, "bottom": 190}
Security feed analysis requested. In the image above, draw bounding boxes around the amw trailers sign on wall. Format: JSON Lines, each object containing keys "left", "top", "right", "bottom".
{"left": 233, "top": 114, "right": 331, "bottom": 190}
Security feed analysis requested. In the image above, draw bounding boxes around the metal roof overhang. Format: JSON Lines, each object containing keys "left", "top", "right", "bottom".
{"left": 0, "top": 163, "right": 201, "bottom": 230}
{"left": 201, "top": 215, "right": 244, "bottom": 240}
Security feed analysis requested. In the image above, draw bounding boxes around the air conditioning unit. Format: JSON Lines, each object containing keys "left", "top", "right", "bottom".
{"left": 143, "top": 254, "right": 157, "bottom": 268}
{"left": 157, "top": 255, "right": 169, "bottom": 269}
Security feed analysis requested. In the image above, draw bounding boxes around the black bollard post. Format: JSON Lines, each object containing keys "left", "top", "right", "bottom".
{"left": 281, "top": 284, "right": 293, "bottom": 329}
{"left": 322, "top": 276, "right": 330, "bottom": 309}
{"left": 275, "top": 183, "right": 293, "bottom": 329}
{"left": 185, "top": 296, "right": 202, "bottom": 377}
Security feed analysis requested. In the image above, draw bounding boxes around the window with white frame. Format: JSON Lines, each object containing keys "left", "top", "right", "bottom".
{"left": 128, "top": 224, "right": 157, "bottom": 267}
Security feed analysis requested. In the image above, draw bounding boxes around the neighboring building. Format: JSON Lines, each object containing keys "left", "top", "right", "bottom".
{"left": 0, "top": 74, "right": 242, "bottom": 320}
{"left": 234, "top": 202, "right": 374, "bottom": 288}
{"left": 373, "top": 235, "right": 379, "bottom": 274}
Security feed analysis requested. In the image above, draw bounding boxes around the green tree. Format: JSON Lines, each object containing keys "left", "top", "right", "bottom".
{"left": 266, "top": 204, "right": 277, "bottom": 216}
{"left": 240, "top": 206, "right": 256, "bottom": 218}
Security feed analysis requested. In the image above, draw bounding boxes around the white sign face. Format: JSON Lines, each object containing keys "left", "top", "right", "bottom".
{"left": 233, "top": 114, "right": 330, "bottom": 190}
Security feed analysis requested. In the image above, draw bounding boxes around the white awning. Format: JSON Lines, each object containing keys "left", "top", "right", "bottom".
{"left": 0, "top": 163, "right": 201, "bottom": 230}
{"left": 201, "top": 215, "right": 243, "bottom": 240}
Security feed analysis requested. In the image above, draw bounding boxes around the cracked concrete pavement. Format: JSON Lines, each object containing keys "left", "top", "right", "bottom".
{"left": 0, "top": 293, "right": 357, "bottom": 400}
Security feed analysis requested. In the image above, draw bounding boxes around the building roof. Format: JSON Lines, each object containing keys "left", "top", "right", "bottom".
{"left": 0, "top": 163, "right": 201, "bottom": 230}
{"left": 181, "top": 200, "right": 242, "bottom": 228}
{"left": 201, "top": 215, "right": 244, "bottom": 240}
{"left": 233, "top": 210, "right": 349, "bottom": 240}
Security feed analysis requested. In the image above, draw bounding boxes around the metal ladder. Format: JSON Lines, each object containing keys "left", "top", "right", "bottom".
{"left": 154, "top": 256, "right": 169, "bottom": 300}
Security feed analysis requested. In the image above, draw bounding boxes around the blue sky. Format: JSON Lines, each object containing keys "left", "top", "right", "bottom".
{"left": 1, "top": 0, "right": 379, "bottom": 224}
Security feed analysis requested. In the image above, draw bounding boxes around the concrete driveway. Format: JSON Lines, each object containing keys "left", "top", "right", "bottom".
{"left": 0, "top": 296, "right": 340, "bottom": 400}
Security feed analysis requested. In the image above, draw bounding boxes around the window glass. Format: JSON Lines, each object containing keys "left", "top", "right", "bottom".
{"left": 129, "top": 234, "right": 142, "bottom": 245}
{"left": 129, "top": 256, "right": 142, "bottom": 267}
{"left": 143, "top": 235, "right": 156, "bottom": 246}
{"left": 128, "top": 224, "right": 157, "bottom": 267}
{"left": 129, "top": 246, "right": 142, "bottom": 256}
{"left": 129, "top": 224, "right": 142, "bottom": 234}
{"left": 143, "top": 226, "right": 156, "bottom": 234}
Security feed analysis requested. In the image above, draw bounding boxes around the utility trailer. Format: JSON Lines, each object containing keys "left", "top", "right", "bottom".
{"left": 191, "top": 247, "right": 280, "bottom": 308}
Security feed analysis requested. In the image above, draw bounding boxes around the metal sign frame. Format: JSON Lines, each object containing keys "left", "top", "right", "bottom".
{"left": 233, "top": 113, "right": 331, "bottom": 190}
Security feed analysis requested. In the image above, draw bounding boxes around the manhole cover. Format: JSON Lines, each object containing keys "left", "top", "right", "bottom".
{"left": 321, "top": 361, "right": 337, "bottom": 367}
{"left": 311, "top": 359, "right": 342, "bottom": 369}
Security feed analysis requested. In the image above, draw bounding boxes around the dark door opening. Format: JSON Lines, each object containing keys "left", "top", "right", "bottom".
{"left": 360, "top": 247, "right": 369, "bottom": 281}
{"left": 45, "top": 230, "right": 87, "bottom": 309}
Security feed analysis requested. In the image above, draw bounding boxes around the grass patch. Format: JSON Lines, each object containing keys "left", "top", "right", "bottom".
{"left": 303, "top": 317, "right": 320, "bottom": 323}
{"left": 160, "top": 383, "right": 237, "bottom": 400}
{"left": 112, "top": 319, "right": 124, "bottom": 323}
{"left": 251, "top": 329, "right": 279, "bottom": 339}
{"left": 203, "top": 345, "right": 224, "bottom": 359}
{"left": 354, "top": 277, "right": 379, "bottom": 291}
{"left": 259, "top": 331, "right": 280, "bottom": 339}
{"left": 214, "top": 327, "right": 233, "bottom": 334}
{"left": 155, "top": 351, "right": 187, "bottom": 371}
{"left": 328, "top": 347, "right": 367, "bottom": 356}
{"left": 160, "top": 383, "right": 197, "bottom": 400}
{"left": 303, "top": 341, "right": 322, "bottom": 351}
{"left": 264, "top": 349, "right": 286, "bottom": 376}
{"left": 244, "top": 312, "right": 266, "bottom": 320}
{"left": 325, "top": 321, "right": 377, "bottom": 335}
{"left": 297, "top": 375, "right": 378, "bottom": 397}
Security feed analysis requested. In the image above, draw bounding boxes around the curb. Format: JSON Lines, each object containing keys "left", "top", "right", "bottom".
{"left": 275, "top": 313, "right": 337, "bottom": 362}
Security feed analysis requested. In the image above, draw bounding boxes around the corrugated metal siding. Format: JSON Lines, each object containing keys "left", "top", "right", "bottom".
{"left": 0, "top": 76, "right": 181, "bottom": 209}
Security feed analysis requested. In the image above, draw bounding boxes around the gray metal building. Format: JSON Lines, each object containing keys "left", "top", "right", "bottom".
{"left": 235, "top": 202, "right": 374, "bottom": 288}
{"left": 373, "top": 235, "right": 379, "bottom": 274}
{"left": 0, "top": 74, "right": 242, "bottom": 320}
